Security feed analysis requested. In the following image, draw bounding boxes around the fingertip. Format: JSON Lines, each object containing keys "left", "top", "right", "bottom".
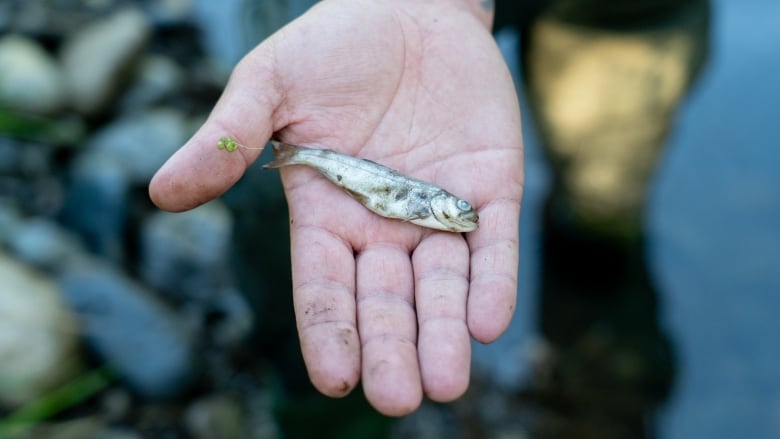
{"left": 465, "top": 199, "right": 520, "bottom": 343}
{"left": 365, "top": 385, "right": 422, "bottom": 418}
{"left": 300, "top": 324, "right": 361, "bottom": 398}
{"left": 311, "top": 372, "right": 359, "bottom": 399}
{"left": 467, "top": 286, "right": 516, "bottom": 343}
{"left": 147, "top": 137, "right": 247, "bottom": 212}
{"left": 419, "top": 319, "right": 471, "bottom": 402}
{"left": 361, "top": 337, "right": 423, "bottom": 417}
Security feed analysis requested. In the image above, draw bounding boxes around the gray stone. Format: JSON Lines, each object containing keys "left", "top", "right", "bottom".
{"left": 209, "top": 288, "right": 254, "bottom": 348}
{"left": 0, "top": 252, "right": 82, "bottom": 407}
{"left": 60, "top": 8, "right": 151, "bottom": 115}
{"left": 118, "top": 55, "right": 185, "bottom": 111}
{"left": 80, "top": 108, "right": 189, "bottom": 184}
{"left": 7, "top": 217, "right": 87, "bottom": 271}
{"left": 145, "top": 0, "right": 196, "bottom": 25}
{"left": 58, "top": 260, "right": 197, "bottom": 399}
{"left": 62, "top": 153, "right": 129, "bottom": 261}
{"left": 0, "top": 34, "right": 67, "bottom": 114}
{"left": 61, "top": 107, "right": 188, "bottom": 259}
{"left": 0, "top": 201, "right": 24, "bottom": 247}
{"left": 140, "top": 200, "right": 233, "bottom": 302}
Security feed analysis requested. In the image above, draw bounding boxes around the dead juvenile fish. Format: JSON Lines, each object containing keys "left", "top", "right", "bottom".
{"left": 263, "top": 141, "right": 479, "bottom": 232}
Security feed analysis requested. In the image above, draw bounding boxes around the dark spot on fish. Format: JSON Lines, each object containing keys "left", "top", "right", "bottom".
{"left": 336, "top": 174, "right": 342, "bottom": 182}
{"left": 375, "top": 186, "right": 391, "bottom": 195}
{"left": 343, "top": 188, "right": 369, "bottom": 205}
{"left": 409, "top": 204, "right": 431, "bottom": 219}
{"left": 394, "top": 187, "right": 409, "bottom": 201}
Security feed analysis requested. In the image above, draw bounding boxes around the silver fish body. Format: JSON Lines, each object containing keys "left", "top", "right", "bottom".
{"left": 263, "top": 142, "right": 479, "bottom": 232}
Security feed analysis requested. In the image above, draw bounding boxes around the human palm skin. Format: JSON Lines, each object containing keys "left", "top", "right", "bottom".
{"left": 149, "top": 0, "right": 523, "bottom": 416}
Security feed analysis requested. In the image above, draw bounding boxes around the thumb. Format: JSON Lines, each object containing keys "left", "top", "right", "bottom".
{"left": 149, "top": 42, "right": 283, "bottom": 212}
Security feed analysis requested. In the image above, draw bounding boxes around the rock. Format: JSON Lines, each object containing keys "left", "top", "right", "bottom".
{"left": 0, "top": 252, "right": 82, "bottom": 407}
{"left": 0, "top": 201, "right": 24, "bottom": 247}
{"left": 60, "top": 8, "right": 151, "bottom": 115}
{"left": 208, "top": 288, "right": 254, "bottom": 348}
{"left": 61, "top": 152, "right": 129, "bottom": 261}
{"left": 145, "top": 0, "right": 196, "bottom": 26}
{"left": 101, "top": 388, "right": 133, "bottom": 424}
{"left": 185, "top": 395, "right": 245, "bottom": 439}
{"left": 6, "top": 216, "right": 87, "bottom": 271}
{"left": 391, "top": 401, "right": 461, "bottom": 439}
{"left": 0, "top": 34, "right": 67, "bottom": 114}
{"left": 79, "top": 108, "right": 189, "bottom": 184}
{"left": 140, "top": 200, "right": 233, "bottom": 302}
{"left": 60, "top": 107, "right": 188, "bottom": 259}
{"left": 1, "top": 0, "right": 124, "bottom": 38}
{"left": 118, "top": 55, "right": 185, "bottom": 111}
{"left": 58, "top": 260, "right": 197, "bottom": 399}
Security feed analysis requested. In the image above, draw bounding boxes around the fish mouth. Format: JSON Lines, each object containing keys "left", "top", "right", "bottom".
{"left": 456, "top": 211, "right": 479, "bottom": 232}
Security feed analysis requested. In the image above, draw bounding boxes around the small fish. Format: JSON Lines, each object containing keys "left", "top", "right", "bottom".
{"left": 263, "top": 141, "right": 479, "bottom": 232}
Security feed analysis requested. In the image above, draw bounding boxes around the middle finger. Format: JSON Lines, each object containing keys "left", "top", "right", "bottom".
{"left": 356, "top": 242, "right": 421, "bottom": 416}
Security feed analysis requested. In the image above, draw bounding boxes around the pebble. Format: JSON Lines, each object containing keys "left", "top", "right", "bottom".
{"left": 140, "top": 200, "right": 233, "bottom": 302}
{"left": 60, "top": 8, "right": 151, "bottom": 115}
{"left": 145, "top": 0, "right": 195, "bottom": 25}
{"left": 79, "top": 108, "right": 189, "bottom": 184}
{"left": 118, "top": 55, "right": 185, "bottom": 111}
{"left": 208, "top": 288, "right": 254, "bottom": 349}
{"left": 60, "top": 152, "right": 129, "bottom": 260}
{"left": 0, "top": 201, "right": 24, "bottom": 247}
{"left": 6, "top": 216, "right": 87, "bottom": 271}
{"left": 0, "top": 34, "right": 67, "bottom": 114}
{"left": 57, "top": 260, "right": 197, "bottom": 399}
{"left": 0, "top": 252, "right": 82, "bottom": 407}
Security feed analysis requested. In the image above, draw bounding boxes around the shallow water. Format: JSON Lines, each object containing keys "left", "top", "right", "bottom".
{"left": 650, "top": 0, "right": 780, "bottom": 437}
{"left": 490, "top": 0, "right": 780, "bottom": 436}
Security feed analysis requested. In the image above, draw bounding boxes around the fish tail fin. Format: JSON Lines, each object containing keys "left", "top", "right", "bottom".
{"left": 262, "top": 141, "right": 300, "bottom": 169}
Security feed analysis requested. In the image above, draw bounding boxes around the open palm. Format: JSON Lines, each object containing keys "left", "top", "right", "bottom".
{"left": 150, "top": 0, "right": 523, "bottom": 416}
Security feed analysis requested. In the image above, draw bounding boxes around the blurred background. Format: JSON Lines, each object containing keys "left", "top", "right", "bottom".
{"left": 0, "top": 0, "right": 777, "bottom": 438}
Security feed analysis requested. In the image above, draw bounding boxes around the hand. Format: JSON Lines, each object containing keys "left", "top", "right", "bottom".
{"left": 149, "top": 0, "right": 523, "bottom": 416}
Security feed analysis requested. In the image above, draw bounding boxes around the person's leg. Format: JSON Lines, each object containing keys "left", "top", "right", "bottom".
{"left": 519, "top": 1, "right": 710, "bottom": 436}
{"left": 524, "top": 0, "right": 710, "bottom": 238}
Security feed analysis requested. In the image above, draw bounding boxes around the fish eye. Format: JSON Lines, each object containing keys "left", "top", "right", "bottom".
{"left": 456, "top": 199, "right": 472, "bottom": 211}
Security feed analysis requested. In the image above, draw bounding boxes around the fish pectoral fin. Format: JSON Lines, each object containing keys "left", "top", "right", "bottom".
{"left": 262, "top": 141, "right": 299, "bottom": 169}
{"left": 342, "top": 188, "right": 369, "bottom": 205}
{"left": 406, "top": 205, "right": 432, "bottom": 222}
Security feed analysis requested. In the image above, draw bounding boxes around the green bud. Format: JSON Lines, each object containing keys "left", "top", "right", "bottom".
{"left": 217, "top": 136, "right": 238, "bottom": 152}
